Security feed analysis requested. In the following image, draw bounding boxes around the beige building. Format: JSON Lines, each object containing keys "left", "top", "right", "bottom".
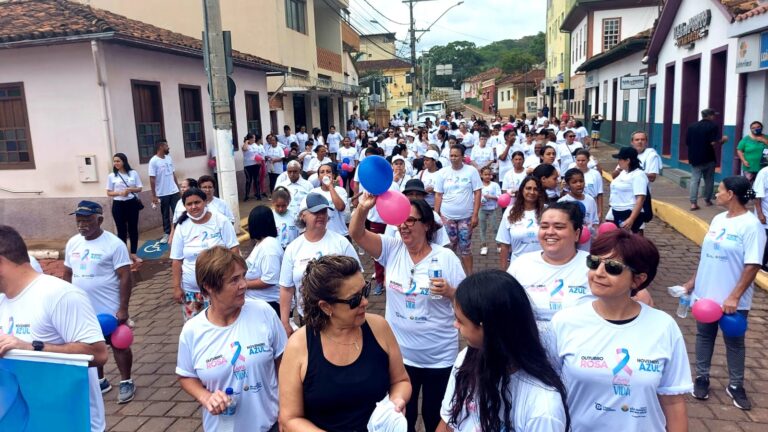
{"left": 357, "top": 59, "right": 413, "bottom": 115}
{"left": 81, "top": 0, "right": 361, "bottom": 134}
{"left": 359, "top": 32, "right": 398, "bottom": 61}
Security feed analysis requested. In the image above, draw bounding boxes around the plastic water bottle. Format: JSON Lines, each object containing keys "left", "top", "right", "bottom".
{"left": 219, "top": 387, "right": 237, "bottom": 432}
{"left": 429, "top": 257, "right": 443, "bottom": 300}
{"left": 676, "top": 294, "right": 690, "bottom": 319}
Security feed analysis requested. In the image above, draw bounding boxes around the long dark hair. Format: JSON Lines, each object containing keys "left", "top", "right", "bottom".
{"left": 508, "top": 176, "right": 544, "bottom": 223}
{"left": 450, "top": 270, "right": 570, "bottom": 431}
{"left": 175, "top": 188, "right": 207, "bottom": 227}
{"left": 112, "top": 153, "right": 133, "bottom": 174}
{"left": 248, "top": 205, "right": 278, "bottom": 241}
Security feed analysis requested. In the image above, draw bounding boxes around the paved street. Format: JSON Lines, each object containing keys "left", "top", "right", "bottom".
{"left": 38, "top": 209, "right": 761, "bottom": 431}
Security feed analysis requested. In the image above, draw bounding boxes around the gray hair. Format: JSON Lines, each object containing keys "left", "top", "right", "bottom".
{"left": 287, "top": 160, "right": 301, "bottom": 169}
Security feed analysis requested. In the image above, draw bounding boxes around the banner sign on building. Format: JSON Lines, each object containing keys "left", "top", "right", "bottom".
{"left": 620, "top": 75, "right": 648, "bottom": 90}
{"left": 0, "top": 351, "right": 91, "bottom": 431}
{"left": 674, "top": 10, "right": 711, "bottom": 48}
{"left": 761, "top": 32, "right": 768, "bottom": 69}
{"left": 736, "top": 33, "right": 761, "bottom": 73}
{"left": 585, "top": 72, "right": 599, "bottom": 88}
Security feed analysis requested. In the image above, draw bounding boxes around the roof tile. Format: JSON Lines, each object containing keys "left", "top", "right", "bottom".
{"left": 357, "top": 58, "right": 412, "bottom": 72}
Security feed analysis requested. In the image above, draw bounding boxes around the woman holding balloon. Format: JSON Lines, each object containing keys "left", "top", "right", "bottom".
{"left": 683, "top": 176, "right": 766, "bottom": 410}
{"left": 350, "top": 191, "right": 466, "bottom": 432}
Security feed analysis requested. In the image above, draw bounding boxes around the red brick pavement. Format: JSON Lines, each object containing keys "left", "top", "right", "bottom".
{"left": 36, "top": 211, "right": 768, "bottom": 431}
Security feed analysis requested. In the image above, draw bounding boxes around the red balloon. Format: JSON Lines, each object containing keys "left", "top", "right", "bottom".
{"left": 579, "top": 227, "right": 592, "bottom": 244}
{"left": 375, "top": 190, "right": 411, "bottom": 226}
{"left": 254, "top": 154, "right": 264, "bottom": 162}
{"left": 597, "top": 222, "right": 618, "bottom": 235}
{"left": 497, "top": 193, "right": 512, "bottom": 208}
{"left": 207, "top": 158, "right": 216, "bottom": 169}
{"left": 111, "top": 324, "right": 134, "bottom": 349}
{"left": 463, "top": 156, "right": 471, "bottom": 164}
{"left": 341, "top": 163, "right": 351, "bottom": 172}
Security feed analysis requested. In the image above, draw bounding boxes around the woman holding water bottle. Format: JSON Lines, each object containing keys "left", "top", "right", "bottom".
{"left": 176, "top": 246, "right": 286, "bottom": 432}
{"left": 351, "top": 196, "right": 466, "bottom": 432}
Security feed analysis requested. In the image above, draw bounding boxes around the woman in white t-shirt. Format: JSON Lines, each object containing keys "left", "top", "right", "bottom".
{"left": 683, "top": 176, "right": 766, "bottom": 409}
{"left": 242, "top": 133, "right": 265, "bottom": 201}
{"left": 265, "top": 134, "right": 285, "bottom": 194}
{"left": 439, "top": 270, "right": 569, "bottom": 432}
{"left": 608, "top": 147, "right": 648, "bottom": 233}
{"left": 176, "top": 246, "right": 286, "bottom": 432}
{"left": 417, "top": 149, "right": 441, "bottom": 207}
{"left": 469, "top": 134, "right": 496, "bottom": 173}
{"left": 435, "top": 143, "right": 483, "bottom": 275}
{"left": 170, "top": 188, "right": 240, "bottom": 321}
{"left": 338, "top": 136, "right": 358, "bottom": 170}
{"left": 106, "top": 153, "right": 143, "bottom": 257}
{"left": 245, "top": 206, "right": 284, "bottom": 316}
{"left": 496, "top": 176, "right": 545, "bottom": 269}
{"left": 501, "top": 151, "right": 527, "bottom": 196}
{"left": 551, "top": 230, "right": 692, "bottom": 432}
{"left": 278, "top": 193, "right": 360, "bottom": 337}
{"left": 351, "top": 195, "right": 465, "bottom": 432}
{"left": 309, "top": 163, "right": 349, "bottom": 237}
{"left": 271, "top": 187, "right": 299, "bottom": 248}
{"left": 306, "top": 144, "right": 331, "bottom": 177}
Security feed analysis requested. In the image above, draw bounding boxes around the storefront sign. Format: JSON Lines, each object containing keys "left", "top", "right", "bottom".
{"left": 674, "top": 10, "right": 711, "bottom": 48}
{"left": 585, "top": 72, "right": 599, "bottom": 88}
{"left": 761, "top": 32, "right": 768, "bottom": 69}
{"left": 736, "top": 33, "right": 761, "bottom": 73}
{"left": 620, "top": 75, "right": 648, "bottom": 90}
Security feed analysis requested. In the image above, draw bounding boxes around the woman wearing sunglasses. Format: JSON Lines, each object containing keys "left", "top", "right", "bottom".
{"left": 279, "top": 255, "right": 411, "bottom": 431}
{"left": 351, "top": 196, "right": 465, "bottom": 432}
{"left": 551, "top": 229, "right": 692, "bottom": 432}
{"left": 439, "top": 271, "right": 570, "bottom": 432}
{"left": 177, "top": 246, "right": 286, "bottom": 432}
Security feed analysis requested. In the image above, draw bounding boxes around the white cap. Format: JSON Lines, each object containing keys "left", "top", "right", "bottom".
{"left": 391, "top": 155, "right": 406, "bottom": 164}
{"left": 423, "top": 150, "right": 439, "bottom": 160}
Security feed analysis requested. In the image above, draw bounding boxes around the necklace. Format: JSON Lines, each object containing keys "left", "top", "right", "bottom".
{"left": 324, "top": 332, "right": 361, "bottom": 351}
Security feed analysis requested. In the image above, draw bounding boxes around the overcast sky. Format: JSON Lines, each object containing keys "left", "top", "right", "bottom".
{"left": 347, "top": 0, "right": 547, "bottom": 57}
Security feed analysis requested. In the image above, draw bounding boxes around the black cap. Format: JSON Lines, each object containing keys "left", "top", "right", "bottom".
{"left": 612, "top": 146, "right": 639, "bottom": 160}
{"left": 402, "top": 179, "right": 427, "bottom": 195}
{"left": 69, "top": 200, "right": 103, "bottom": 216}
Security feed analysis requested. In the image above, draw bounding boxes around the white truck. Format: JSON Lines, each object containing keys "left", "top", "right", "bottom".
{"left": 418, "top": 100, "right": 446, "bottom": 124}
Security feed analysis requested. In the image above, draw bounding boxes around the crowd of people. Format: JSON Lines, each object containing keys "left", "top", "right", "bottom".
{"left": 0, "top": 107, "right": 765, "bottom": 432}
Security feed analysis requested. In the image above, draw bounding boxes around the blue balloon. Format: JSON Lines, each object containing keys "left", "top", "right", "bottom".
{"left": 357, "top": 155, "right": 393, "bottom": 195}
{"left": 719, "top": 313, "right": 748, "bottom": 337}
{"left": 575, "top": 201, "right": 586, "bottom": 218}
{"left": 343, "top": 157, "right": 351, "bottom": 164}
{"left": 340, "top": 169, "right": 349, "bottom": 179}
{"left": 97, "top": 313, "right": 118, "bottom": 336}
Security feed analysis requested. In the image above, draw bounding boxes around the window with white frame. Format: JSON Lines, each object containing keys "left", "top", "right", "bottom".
{"left": 602, "top": 18, "right": 621, "bottom": 51}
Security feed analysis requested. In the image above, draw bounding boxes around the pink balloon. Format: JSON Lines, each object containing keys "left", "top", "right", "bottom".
{"left": 341, "top": 163, "right": 351, "bottom": 172}
{"left": 284, "top": 148, "right": 290, "bottom": 157}
{"left": 597, "top": 222, "right": 618, "bottom": 235}
{"left": 207, "top": 158, "right": 216, "bottom": 169}
{"left": 375, "top": 190, "right": 411, "bottom": 226}
{"left": 338, "top": 176, "right": 344, "bottom": 187}
{"left": 691, "top": 298, "right": 723, "bottom": 324}
{"left": 463, "top": 156, "right": 471, "bottom": 164}
{"left": 497, "top": 193, "right": 511, "bottom": 208}
{"left": 254, "top": 154, "right": 264, "bottom": 162}
{"left": 579, "top": 227, "right": 592, "bottom": 244}
{"left": 111, "top": 324, "right": 134, "bottom": 349}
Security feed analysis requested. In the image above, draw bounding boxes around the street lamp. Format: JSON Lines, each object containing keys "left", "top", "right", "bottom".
{"left": 416, "top": 1, "right": 464, "bottom": 44}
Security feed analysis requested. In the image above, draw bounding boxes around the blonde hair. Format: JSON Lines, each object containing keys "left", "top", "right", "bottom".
{"left": 195, "top": 246, "right": 246, "bottom": 296}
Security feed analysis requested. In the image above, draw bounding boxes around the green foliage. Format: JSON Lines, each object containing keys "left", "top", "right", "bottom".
{"left": 423, "top": 32, "right": 545, "bottom": 88}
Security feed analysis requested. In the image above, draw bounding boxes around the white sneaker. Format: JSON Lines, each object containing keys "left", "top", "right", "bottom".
{"left": 480, "top": 246, "right": 488, "bottom": 256}
{"left": 159, "top": 234, "right": 169, "bottom": 244}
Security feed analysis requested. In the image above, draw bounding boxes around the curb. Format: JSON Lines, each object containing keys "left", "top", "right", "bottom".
{"left": 601, "top": 170, "right": 768, "bottom": 292}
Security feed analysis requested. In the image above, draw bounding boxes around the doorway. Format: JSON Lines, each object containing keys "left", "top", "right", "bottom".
{"left": 610, "top": 78, "right": 618, "bottom": 143}
{"left": 293, "top": 94, "right": 307, "bottom": 132}
{"left": 319, "top": 96, "right": 330, "bottom": 134}
{"left": 679, "top": 57, "right": 701, "bottom": 162}
{"left": 649, "top": 85, "right": 657, "bottom": 150}
{"left": 709, "top": 48, "right": 727, "bottom": 168}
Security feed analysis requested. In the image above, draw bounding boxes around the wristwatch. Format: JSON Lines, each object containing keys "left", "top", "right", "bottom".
{"left": 32, "top": 340, "right": 44, "bottom": 351}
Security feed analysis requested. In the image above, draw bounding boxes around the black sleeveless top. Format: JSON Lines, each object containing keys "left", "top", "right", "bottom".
{"left": 303, "top": 320, "right": 390, "bottom": 431}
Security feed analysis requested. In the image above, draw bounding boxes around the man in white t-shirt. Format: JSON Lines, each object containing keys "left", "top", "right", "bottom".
{"left": 277, "top": 125, "right": 298, "bottom": 149}
{"left": 275, "top": 161, "right": 313, "bottom": 220}
{"left": 296, "top": 125, "right": 309, "bottom": 147}
{"left": 63, "top": 201, "right": 135, "bottom": 404}
{"left": 148, "top": 139, "right": 180, "bottom": 243}
{"left": 0, "top": 225, "right": 108, "bottom": 432}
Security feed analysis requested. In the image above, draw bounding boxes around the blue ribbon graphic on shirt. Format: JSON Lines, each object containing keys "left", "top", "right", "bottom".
{"left": 230, "top": 342, "right": 243, "bottom": 367}
{"left": 526, "top": 219, "right": 535, "bottom": 228}
{"left": 612, "top": 348, "right": 632, "bottom": 377}
{"left": 5, "top": 317, "right": 13, "bottom": 335}
{"left": 715, "top": 229, "right": 726, "bottom": 241}
{"left": 550, "top": 279, "right": 564, "bottom": 297}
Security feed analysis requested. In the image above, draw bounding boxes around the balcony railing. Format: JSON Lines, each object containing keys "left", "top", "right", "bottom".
{"left": 284, "top": 74, "right": 362, "bottom": 96}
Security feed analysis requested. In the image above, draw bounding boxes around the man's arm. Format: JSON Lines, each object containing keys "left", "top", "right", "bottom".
{"left": 116, "top": 265, "right": 132, "bottom": 324}
{"left": 0, "top": 335, "right": 108, "bottom": 367}
{"left": 149, "top": 176, "right": 158, "bottom": 204}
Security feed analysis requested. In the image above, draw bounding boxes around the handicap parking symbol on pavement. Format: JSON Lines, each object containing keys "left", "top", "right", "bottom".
{"left": 136, "top": 240, "right": 169, "bottom": 260}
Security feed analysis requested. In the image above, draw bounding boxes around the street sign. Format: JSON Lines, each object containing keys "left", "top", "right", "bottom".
{"left": 620, "top": 75, "right": 648, "bottom": 90}
{"left": 436, "top": 64, "right": 453, "bottom": 76}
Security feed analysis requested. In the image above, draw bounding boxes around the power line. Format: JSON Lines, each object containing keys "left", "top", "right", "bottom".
{"left": 352, "top": 3, "right": 396, "bottom": 34}
{"left": 358, "top": 0, "right": 409, "bottom": 26}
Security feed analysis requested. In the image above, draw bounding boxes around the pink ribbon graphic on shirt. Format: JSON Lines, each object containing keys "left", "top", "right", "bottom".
{"left": 230, "top": 342, "right": 245, "bottom": 366}
{"left": 612, "top": 348, "right": 632, "bottom": 377}
{"left": 550, "top": 279, "right": 565, "bottom": 297}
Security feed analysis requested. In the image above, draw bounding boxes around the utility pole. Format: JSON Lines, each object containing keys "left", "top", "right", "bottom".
{"left": 408, "top": 0, "right": 418, "bottom": 112}
{"left": 202, "top": 0, "right": 241, "bottom": 230}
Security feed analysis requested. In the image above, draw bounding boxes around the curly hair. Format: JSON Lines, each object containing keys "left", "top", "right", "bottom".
{"left": 301, "top": 255, "right": 361, "bottom": 332}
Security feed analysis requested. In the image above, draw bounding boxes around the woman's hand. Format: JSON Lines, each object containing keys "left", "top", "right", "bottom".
{"left": 173, "top": 286, "right": 184, "bottom": 304}
{"left": 203, "top": 389, "right": 231, "bottom": 415}
{"left": 620, "top": 217, "right": 635, "bottom": 230}
{"left": 430, "top": 278, "right": 455, "bottom": 299}
{"left": 390, "top": 396, "right": 406, "bottom": 414}
{"left": 759, "top": 213, "right": 767, "bottom": 225}
{"left": 358, "top": 192, "right": 377, "bottom": 211}
{"left": 282, "top": 320, "right": 295, "bottom": 338}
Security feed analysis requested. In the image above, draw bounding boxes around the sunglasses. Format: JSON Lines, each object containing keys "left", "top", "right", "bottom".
{"left": 586, "top": 255, "right": 636, "bottom": 276}
{"left": 329, "top": 280, "right": 372, "bottom": 309}
{"left": 400, "top": 216, "right": 422, "bottom": 227}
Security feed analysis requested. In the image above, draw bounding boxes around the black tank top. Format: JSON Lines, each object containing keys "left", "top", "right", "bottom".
{"left": 303, "top": 320, "right": 390, "bottom": 431}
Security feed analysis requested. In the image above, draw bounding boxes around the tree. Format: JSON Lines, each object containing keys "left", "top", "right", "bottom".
{"left": 500, "top": 49, "right": 538, "bottom": 74}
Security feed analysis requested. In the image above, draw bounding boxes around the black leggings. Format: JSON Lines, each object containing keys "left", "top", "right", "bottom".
{"left": 268, "top": 172, "right": 280, "bottom": 194}
{"left": 112, "top": 199, "right": 140, "bottom": 253}
{"left": 244, "top": 164, "right": 262, "bottom": 198}
{"left": 611, "top": 209, "right": 645, "bottom": 233}
{"left": 404, "top": 365, "right": 452, "bottom": 432}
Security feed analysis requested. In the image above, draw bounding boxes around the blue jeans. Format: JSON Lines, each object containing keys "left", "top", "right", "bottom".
{"left": 695, "top": 310, "right": 749, "bottom": 387}
{"left": 690, "top": 161, "right": 716, "bottom": 203}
